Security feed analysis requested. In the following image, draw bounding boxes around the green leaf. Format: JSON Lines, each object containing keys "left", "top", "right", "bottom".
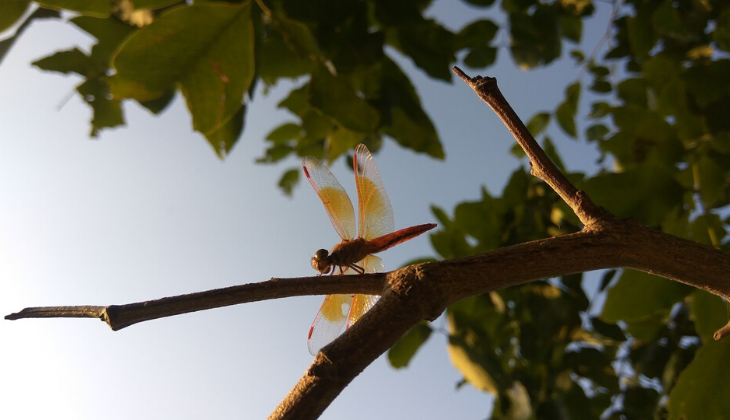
{"left": 265, "top": 122, "right": 301, "bottom": 144}
{"left": 0, "top": 8, "right": 60, "bottom": 65}
{"left": 668, "top": 339, "right": 730, "bottom": 420}
{"left": 35, "top": 0, "right": 110, "bottom": 17}
{"left": 509, "top": 7, "right": 561, "bottom": 69}
{"left": 526, "top": 112, "right": 550, "bottom": 136}
{"left": 585, "top": 124, "right": 609, "bottom": 141}
{"left": 696, "top": 155, "right": 728, "bottom": 208}
{"left": 388, "top": 19, "right": 455, "bottom": 81}
{"left": 380, "top": 58, "right": 444, "bottom": 158}
{"left": 326, "top": 127, "right": 365, "bottom": 161}
{"left": 0, "top": 0, "right": 30, "bottom": 33}
{"left": 71, "top": 15, "right": 137, "bottom": 65}
{"left": 590, "top": 317, "right": 626, "bottom": 342}
{"left": 627, "top": 13, "right": 656, "bottom": 59}
{"left": 204, "top": 104, "right": 245, "bottom": 158}
{"left": 713, "top": 8, "right": 730, "bottom": 52}
{"left": 388, "top": 323, "right": 433, "bottom": 369}
{"left": 542, "top": 137, "right": 565, "bottom": 172}
{"left": 555, "top": 82, "right": 580, "bottom": 138}
{"left": 601, "top": 269, "right": 692, "bottom": 323}
{"left": 138, "top": 89, "right": 175, "bottom": 115}
{"left": 463, "top": 46, "right": 497, "bottom": 68}
{"left": 308, "top": 67, "right": 379, "bottom": 133}
{"left": 76, "top": 78, "right": 124, "bottom": 137}
{"left": 564, "top": 347, "right": 619, "bottom": 392}
{"left": 456, "top": 19, "right": 499, "bottom": 49}
{"left": 113, "top": 3, "right": 255, "bottom": 136}
{"left": 689, "top": 290, "right": 728, "bottom": 341}
{"left": 277, "top": 168, "right": 299, "bottom": 197}
{"left": 579, "top": 165, "right": 683, "bottom": 225}
{"left": 32, "top": 48, "right": 98, "bottom": 76}
{"left": 559, "top": 14, "right": 581, "bottom": 43}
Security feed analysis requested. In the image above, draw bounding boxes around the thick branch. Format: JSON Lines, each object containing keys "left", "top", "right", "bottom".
{"left": 452, "top": 66, "right": 608, "bottom": 228}
{"left": 5, "top": 274, "right": 384, "bottom": 330}
{"left": 270, "top": 220, "right": 730, "bottom": 418}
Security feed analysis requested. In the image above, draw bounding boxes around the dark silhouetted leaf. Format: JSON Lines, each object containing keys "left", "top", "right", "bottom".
{"left": 388, "top": 323, "right": 433, "bottom": 369}
{"left": 278, "top": 168, "right": 299, "bottom": 197}
{"left": 526, "top": 112, "right": 550, "bottom": 136}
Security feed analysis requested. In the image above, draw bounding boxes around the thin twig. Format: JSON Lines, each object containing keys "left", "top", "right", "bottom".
{"left": 6, "top": 274, "right": 385, "bottom": 330}
{"left": 452, "top": 66, "right": 609, "bottom": 228}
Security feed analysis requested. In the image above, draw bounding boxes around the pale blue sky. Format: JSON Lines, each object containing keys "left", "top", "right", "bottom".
{"left": 1, "top": 2, "right": 610, "bottom": 419}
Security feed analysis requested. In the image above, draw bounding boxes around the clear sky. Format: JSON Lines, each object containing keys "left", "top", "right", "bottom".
{"left": 1, "top": 2, "right": 610, "bottom": 419}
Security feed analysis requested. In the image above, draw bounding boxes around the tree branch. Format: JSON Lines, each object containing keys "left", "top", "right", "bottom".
{"left": 452, "top": 66, "right": 609, "bottom": 228}
{"left": 8, "top": 68, "right": 730, "bottom": 420}
{"left": 5, "top": 274, "right": 385, "bottom": 330}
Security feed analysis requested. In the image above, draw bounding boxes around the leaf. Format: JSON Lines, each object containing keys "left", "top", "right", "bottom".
{"left": 456, "top": 19, "right": 499, "bottom": 49}
{"left": 601, "top": 269, "right": 692, "bottom": 323}
{"left": 32, "top": 48, "right": 98, "bottom": 76}
{"left": 388, "top": 18, "right": 455, "bottom": 81}
{"left": 35, "top": 0, "right": 111, "bottom": 17}
{"left": 626, "top": 12, "right": 656, "bottom": 59}
{"left": 0, "top": 0, "right": 30, "bottom": 32}
{"left": 388, "top": 323, "right": 433, "bottom": 369}
{"left": 689, "top": 290, "right": 728, "bottom": 341}
{"left": 71, "top": 15, "right": 137, "bottom": 65}
{"left": 380, "top": 58, "right": 444, "bottom": 158}
{"left": 542, "top": 137, "right": 565, "bottom": 172}
{"left": 579, "top": 165, "right": 683, "bottom": 225}
{"left": 326, "top": 127, "right": 365, "bottom": 161}
{"left": 113, "top": 3, "right": 255, "bottom": 136}
{"left": 559, "top": 14, "right": 581, "bottom": 43}
{"left": 0, "top": 8, "right": 60, "bottom": 65}
{"left": 277, "top": 168, "right": 299, "bottom": 197}
{"left": 77, "top": 78, "right": 124, "bottom": 137}
{"left": 526, "top": 112, "right": 550, "bottom": 136}
{"left": 696, "top": 155, "right": 728, "bottom": 208}
{"left": 555, "top": 82, "right": 581, "bottom": 138}
{"left": 668, "top": 339, "right": 730, "bottom": 420}
{"left": 590, "top": 317, "right": 626, "bottom": 342}
{"left": 463, "top": 46, "right": 497, "bottom": 68}
{"left": 204, "top": 104, "right": 245, "bottom": 158}
{"left": 509, "top": 7, "right": 561, "bottom": 69}
{"left": 265, "top": 122, "right": 301, "bottom": 144}
{"left": 713, "top": 8, "right": 730, "bottom": 52}
{"left": 308, "top": 67, "right": 379, "bottom": 133}
{"left": 585, "top": 124, "right": 609, "bottom": 141}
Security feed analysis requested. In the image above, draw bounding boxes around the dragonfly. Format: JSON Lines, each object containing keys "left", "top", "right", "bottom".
{"left": 303, "top": 143, "right": 436, "bottom": 355}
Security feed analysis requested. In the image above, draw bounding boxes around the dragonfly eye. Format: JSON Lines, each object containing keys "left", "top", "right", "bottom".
{"left": 311, "top": 249, "right": 331, "bottom": 274}
{"left": 314, "top": 249, "right": 329, "bottom": 260}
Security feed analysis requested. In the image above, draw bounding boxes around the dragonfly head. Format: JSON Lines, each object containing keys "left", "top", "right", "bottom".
{"left": 311, "top": 249, "right": 332, "bottom": 274}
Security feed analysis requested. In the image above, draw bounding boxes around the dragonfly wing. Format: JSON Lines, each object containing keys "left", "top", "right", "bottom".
{"left": 353, "top": 144, "right": 394, "bottom": 241}
{"left": 308, "top": 294, "right": 354, "bottom": 355}
{"left": 303, "top": 156, "right": 356, "bottom": 240}
{"left": 346, "top": 254, "right": 381, "bottom": 329}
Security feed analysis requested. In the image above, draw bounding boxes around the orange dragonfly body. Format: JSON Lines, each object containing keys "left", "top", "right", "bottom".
{"left": 303, "top": 143, "right": 436, "bottom": 354}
